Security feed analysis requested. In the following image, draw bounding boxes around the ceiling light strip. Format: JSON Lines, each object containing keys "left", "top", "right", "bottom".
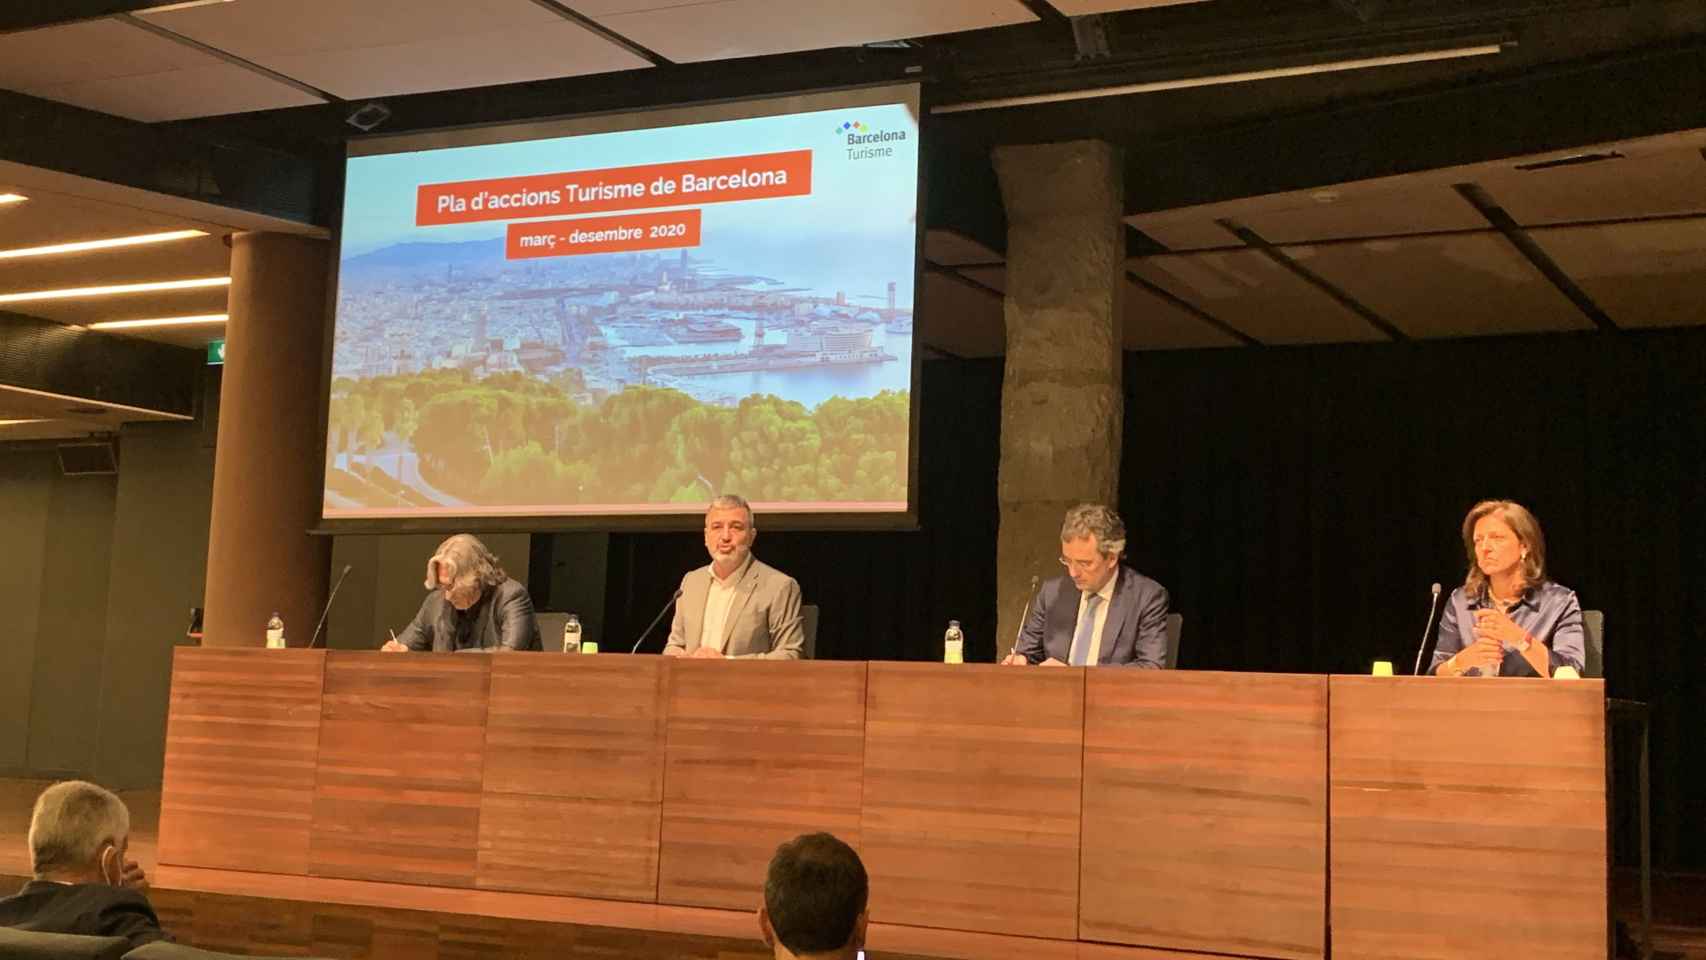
{"left": 89, "top": 313, "right": 229, "bottom": 330}
{"left": 0, "top": 193, "right": 27, "bottom": 205}
{"left": 931, "top": 44, "right": 1505, "bottom": 114}
{"left": 0, "top": 276, "right": 230, "bottom": 304}
{"left": 0, "top": 229, "right": 207, "bottom": 261}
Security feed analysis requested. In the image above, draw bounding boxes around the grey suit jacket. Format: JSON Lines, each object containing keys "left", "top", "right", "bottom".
{"left": 397, "top": 577, "right": 542, "bottom": 652}
{"left": 664, "top": 557, "right": 805, "bottom": 659}
{"left": 1014, "top": 567, "right": 1170, "bottom": 668}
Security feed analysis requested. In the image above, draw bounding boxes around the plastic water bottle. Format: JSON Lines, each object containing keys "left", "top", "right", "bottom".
{"left": 943, "top": 620, "right": 964, "bottom": 664}
{"left": 562, "top": 615, "right": 582, "bottom": 653}
{"left": 265, "top": 612, "right": 285, "bottom": 649}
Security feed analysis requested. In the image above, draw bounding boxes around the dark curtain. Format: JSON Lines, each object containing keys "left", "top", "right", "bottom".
{"left": 599, "top": 329, "right": 1705, "bottom": 872}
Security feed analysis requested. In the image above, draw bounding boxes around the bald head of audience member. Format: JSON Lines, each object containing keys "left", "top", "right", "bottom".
{"left": 759, "top": 833, "right": 868, "bottom": 960}
{"left": 28, "top": 781, "right": 132, "bottom": 887}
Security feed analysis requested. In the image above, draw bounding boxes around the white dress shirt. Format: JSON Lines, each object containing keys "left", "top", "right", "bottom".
{"left": 699, "top": 555, "right": 751, "bottom": 654}
{"left": 1068, "top": 568, "right": 1120, "bottom": 667}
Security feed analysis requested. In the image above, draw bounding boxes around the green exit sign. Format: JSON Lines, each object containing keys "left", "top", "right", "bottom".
{"left": 207, "top": 339, "right": 225, "bottom": 365}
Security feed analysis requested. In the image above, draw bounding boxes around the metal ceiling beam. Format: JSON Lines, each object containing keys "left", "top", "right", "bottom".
{"left": 1126, "top": 272, "right": 1262, "bottom": 347}
{"left": 1218, "top": 220, "right": 1408, "bottom": 342}
{"left": 1453, "top": 183, "right": 1618, "bottom": 332}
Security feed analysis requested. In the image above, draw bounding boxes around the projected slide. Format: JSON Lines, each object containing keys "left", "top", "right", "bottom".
{"left": 324, "top": 90, "right": 918, "bottom": 519}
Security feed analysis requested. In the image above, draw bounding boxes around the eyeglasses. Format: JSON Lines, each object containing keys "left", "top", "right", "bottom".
{"left": 1058, "top": 556, "right": 1104, "bottom": 573}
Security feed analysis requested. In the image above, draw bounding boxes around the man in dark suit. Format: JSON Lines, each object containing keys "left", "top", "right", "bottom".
{"left": 1004, "top": 503, "right": 1171, "bottom": 668}
{"left": 0, "top": 781, "right": 167, "bottom": 950}
{"left": 382, "top": 533, "right": 542, "bottom": 652}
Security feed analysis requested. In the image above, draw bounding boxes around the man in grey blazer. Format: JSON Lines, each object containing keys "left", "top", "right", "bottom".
{"left": 1003, "top": 503, "right": 1170, "bottom": 668}
{"left": 664, "top": 495, "right": 806, "bottom": 660}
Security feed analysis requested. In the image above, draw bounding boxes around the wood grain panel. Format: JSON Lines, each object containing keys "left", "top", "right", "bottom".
{"left": 1330, "top": 676, "right": 1606, "bottom": 960}
{"left": 862, "top": 663, "right": 1085, "bottom": 940}
{"left": 658, "top": 660, "right": 866, "bottom": 910}
{"left": 477, "top": 793, "right": 661, "bottom": 902}
{"left": 482, "top": 655, "right": 665, "bottom": 802}
{"left": 309, "top": 652, "right": 491, "bottom": 888}
{"left": 157, "top": 647, "right": 325, "bottom": 874}
{"left": 1080, "top": 671, "right": 1326, "bottom": 959}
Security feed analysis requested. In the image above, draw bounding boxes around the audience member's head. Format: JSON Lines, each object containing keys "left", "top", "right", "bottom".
{"left": 759, "top": 832, "right": 868, "bottom": 960}
{"left": 28, "top": 781, "right": 130, "bottom": 886}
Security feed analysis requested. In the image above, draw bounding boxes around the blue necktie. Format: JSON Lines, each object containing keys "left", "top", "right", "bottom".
{"left": 1070, "top": 593, "right": 1103, "bottom": 666}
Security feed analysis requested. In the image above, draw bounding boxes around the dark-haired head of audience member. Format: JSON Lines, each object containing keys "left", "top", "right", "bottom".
{"left": 759, "top": 832, "right": 868, "bottom": 960}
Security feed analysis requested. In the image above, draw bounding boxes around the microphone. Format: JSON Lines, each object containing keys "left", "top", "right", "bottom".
{"left": 629, "top": 588, "right": 684, "bottom": 654}
{"left": 1412, "top": 582, "right": 1443, "bottom": 675}
{"left": 1009, "top": 575, "right": 1040, "bottom": 662}
{"left": 308, "top": 565, "right": 354, "bottom": 650}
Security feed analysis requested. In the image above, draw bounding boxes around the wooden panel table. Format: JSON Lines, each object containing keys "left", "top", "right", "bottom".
{"left": 657, "top": 659, "right": 867, "bottom": 910}
{"left": 1080, "top": 671, "right": 1327, "bottom": 959}
{"left": 309, "top": 652, "right": 492, "bottom": 887}
{"left": 1330, "top": 676, "right": 1606, "bottom": 960}
{"left": 478, "top": 655, "right": 666, "bottom": 901}
{"left": 862, "top": 662, "right": 1086, "bottom": 940}
{"left": 158, "top": 648, "right": 326, "bottom": 874}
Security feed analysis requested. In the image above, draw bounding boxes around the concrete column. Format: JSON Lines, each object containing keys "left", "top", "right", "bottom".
{"left": 202, "top": 233, "right": 331, "bottom": 646}
{"left": 991, "top": 141, "right": 1124, "bottom": 656}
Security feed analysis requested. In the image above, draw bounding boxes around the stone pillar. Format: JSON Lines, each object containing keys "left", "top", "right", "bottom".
{"left": 202, "top": 233, "right": 332, "bottom": 646}
{"left": 991, "top": 141, "right": 1124, "bottom": 656}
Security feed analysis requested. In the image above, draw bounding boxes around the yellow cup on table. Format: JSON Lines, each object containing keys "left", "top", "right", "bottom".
{"left": 1371, "top": 660, "right": 1394, "bottom": 677}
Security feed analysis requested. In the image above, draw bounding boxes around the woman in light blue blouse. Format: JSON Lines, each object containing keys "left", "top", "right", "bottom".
{"left": 1430, "top": 499, "right": 1585, "bottom": 678}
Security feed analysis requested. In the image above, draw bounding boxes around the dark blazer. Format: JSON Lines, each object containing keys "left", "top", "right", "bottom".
{"left": 0, "top": 881, "right": 168, "bottom": 950}
{"left": 397, "top": 577, "right": 542, "bottom": 651}
{"left": 1013, "top": 567, "right": 1170, "bottom": 668}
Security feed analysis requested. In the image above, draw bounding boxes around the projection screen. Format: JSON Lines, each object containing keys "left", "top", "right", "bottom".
{"left": 321, "top": 83, "right": 922, "bottom": 527}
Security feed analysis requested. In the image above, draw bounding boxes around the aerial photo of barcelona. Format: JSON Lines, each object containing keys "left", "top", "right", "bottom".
{"left": 323, "top": 100, "right": 918, "bottom": 517}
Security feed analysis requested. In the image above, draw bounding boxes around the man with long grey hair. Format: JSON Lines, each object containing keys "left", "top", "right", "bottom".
{"left": 0, "top": 781, "right": 167, "bottom": 948}
{"left": 1003, "top": 503, "right": 1171, "bottom": 668}
{"left": 382, "top": 533, "right": 542, "bottom": 652}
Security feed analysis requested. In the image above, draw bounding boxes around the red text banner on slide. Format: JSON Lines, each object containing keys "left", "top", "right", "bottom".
{"left": 506, "top": 210, "right": 702, "bottom": 260}
{"left": 417, "top": 150, "right": 812, "bottom": 226}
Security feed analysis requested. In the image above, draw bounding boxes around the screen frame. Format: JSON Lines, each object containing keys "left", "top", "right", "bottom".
{"left": 313, "top": 80, "right": 927, "bottom": 535}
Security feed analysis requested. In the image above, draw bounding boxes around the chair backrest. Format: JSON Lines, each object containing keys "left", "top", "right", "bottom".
{"left": 800, "top": 604, "right": 820, "bottom": 660}
{"left": 1582, "top": 609, "right": 1605, "bottom": 679}
{"left": 534, "top": 612, "right": 570, "bottom": 651}
{"left": 1165, "top": 613, "right": 1183, "bottom": 669}
{"left": 0, "top": 926, "right": 129, "bottom": 960}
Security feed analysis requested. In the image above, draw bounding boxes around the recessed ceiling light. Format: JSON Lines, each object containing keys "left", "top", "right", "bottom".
{"left": 0, "top": 193, "right": 27, "bottom": 205}
{"left": 0, "top": 229, "right": 207, "bottom": 262}
{"left": 0, "top": 277, "right": 230, "bottom": 304}
{"left": 89, "top": 313, "right": 229, "bottom": 330}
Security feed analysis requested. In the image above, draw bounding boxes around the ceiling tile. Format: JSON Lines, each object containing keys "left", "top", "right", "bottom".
{"left": 0, "top": 18, "right": 317, "bottom": 120}
{"left": 1123, "top": 277, "right": 1244, "bottom": 350}
{"left": 1230, "top": 183, "right": 1487, "bottom": 244}
{"left": 5, "top": 286, "right": 231, "bottom": 328}
{"left": 1129, "top": 249, "right": 1384, "bottom": 345}
{"left": 1529, "top": 219, "right": 1706, "bottom": 330}
{"left": 1473, "top": 149, "right": 1706, "bottom": 226}
{"left": 584, "top": 0, "right": 1037, "bottom": 63}
{"left": 1049, "top": 0, "right": 1212, "bottom": 14}
{"left": 924, "top": 229, "right": 1003, "bottom": 267}
{"left": 1123, "top": 215, "right": 1238, "bottom": 253}
{"left": 920, "top": 270, "right": 1004, "bottom": 358}
{"left": 0, "top": 234, "right": 230, "bottom": 293}
{"left": 143, "top": 0, "right": 649, "bottom": 98}
{"left": 1288, "top": 233, "right": 1593, "bottom": 338}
